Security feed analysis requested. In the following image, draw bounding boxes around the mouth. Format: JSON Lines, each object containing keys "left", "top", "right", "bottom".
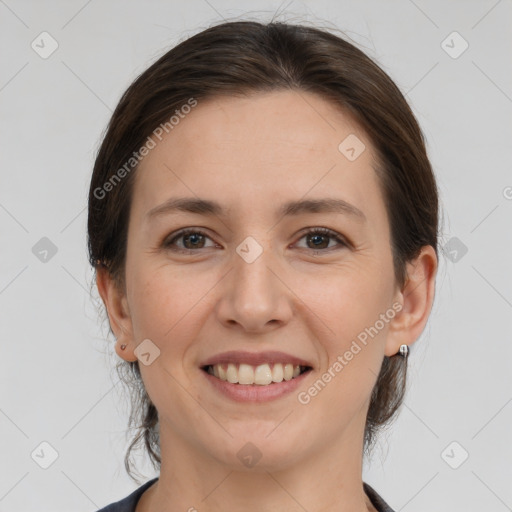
{"left": 201, "top": 363, "right": 313, "bottom": 386}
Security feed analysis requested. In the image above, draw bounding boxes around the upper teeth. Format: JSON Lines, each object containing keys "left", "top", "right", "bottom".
{"left": 207, "top": 363, "right": 304, "bottom": 385}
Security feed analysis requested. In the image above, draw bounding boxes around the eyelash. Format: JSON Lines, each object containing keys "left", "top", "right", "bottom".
{"left": 163, "top": 227, "right": 349, "bottom": 254}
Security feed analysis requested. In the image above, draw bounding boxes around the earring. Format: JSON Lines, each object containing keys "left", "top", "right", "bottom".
{"left": 398, "top": 344, "right": 409, "bottom": 357}
{"left": 120, "top": 344, "right": 127, "bottom": 350}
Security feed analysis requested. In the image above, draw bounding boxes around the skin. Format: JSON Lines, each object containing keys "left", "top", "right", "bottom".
{"left": 97, "top": 90, "right": 437, "bottom": 512}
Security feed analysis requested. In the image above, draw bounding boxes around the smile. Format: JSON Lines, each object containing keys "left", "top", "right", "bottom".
{"left": 203, "top": 363, "right": 311, "bottom": 385}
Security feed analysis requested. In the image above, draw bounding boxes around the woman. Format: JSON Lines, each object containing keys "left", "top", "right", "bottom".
{"left": 90, "top": 20, "right": 438, "bottom": 512}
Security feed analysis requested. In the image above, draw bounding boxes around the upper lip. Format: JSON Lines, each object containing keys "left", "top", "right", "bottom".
{"left": 200, "top": 350, "right": 314, "bottom": 369}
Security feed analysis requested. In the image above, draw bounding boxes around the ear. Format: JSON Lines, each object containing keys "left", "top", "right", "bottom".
{"left": 385, "top": 245, "right": 438, "bottom": 357}
{"left": 96, "top": 266, "right": 138, "bottom": 362}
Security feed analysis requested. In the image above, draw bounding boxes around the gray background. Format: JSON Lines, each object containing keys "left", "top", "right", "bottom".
{"left": 1, "top": 0, "right": 511, "bottom": 511}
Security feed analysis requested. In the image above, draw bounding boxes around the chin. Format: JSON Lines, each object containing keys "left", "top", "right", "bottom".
{"left": 209, "top": 432, "right": 306, "bottom": 473}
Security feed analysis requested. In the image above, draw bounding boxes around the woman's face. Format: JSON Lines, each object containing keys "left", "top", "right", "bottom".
{"left": 113, "top": 90, "right": 410, "bottom": 470}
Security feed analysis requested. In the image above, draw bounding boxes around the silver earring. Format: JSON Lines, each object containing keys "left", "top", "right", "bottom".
{"left": 398, "top": 344, "right": 409, "bottom": 357}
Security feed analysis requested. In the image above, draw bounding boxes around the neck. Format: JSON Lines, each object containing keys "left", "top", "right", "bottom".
{"left": 138, "top": 420, "right": 375, "bottom": 512}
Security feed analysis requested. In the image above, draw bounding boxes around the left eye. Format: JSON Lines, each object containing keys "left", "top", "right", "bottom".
{"left": 163, "top": 227, "right": 347, "bottom": 252}
{"left": 295, "top": 227, "right": 348, "bottom": 250}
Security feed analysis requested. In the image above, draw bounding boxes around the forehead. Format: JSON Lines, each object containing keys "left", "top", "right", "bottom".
{"left": 158, "top": 90, "right": 365, "bottom": 159}
{"left": 132, "top": 90, "right": 383, "bottom": 222}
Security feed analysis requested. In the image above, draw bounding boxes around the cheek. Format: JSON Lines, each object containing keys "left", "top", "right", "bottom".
{"left": 299, "top": 258, "right": 393, "bottom": 399}
{"left": 304, "top": 261, "right": 391, "bottom": 333}
{"left": 126, "top": 261, "right": 221, "bottom": 357}
{"left": 127, "top": 264, "right": 191, "bottom": 343}
{"left": 299, "top": 273, "right": 391, "bottom": 422}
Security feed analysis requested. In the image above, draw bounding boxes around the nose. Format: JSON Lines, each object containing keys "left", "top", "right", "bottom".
{"left": 214, "top": 239, "right": 293, "bottom": 333}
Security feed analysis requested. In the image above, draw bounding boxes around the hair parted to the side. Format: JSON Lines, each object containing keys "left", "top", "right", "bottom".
{"left": 87, "top": 19, "right": 439, "bottom": 483}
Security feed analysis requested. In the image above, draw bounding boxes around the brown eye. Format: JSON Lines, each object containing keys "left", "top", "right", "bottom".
{"left": 295, "top": 228, "right": 348, "bottom": 251}
{"left": 163, "top": 227, "right": 348, "bottom": 254}
{"left": 164, "top": 229, "right": 215, "bottom": 252}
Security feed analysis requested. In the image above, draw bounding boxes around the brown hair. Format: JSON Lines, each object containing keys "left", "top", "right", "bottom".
{"left": 88, "top": 20, "right": 439, "bottom": 482}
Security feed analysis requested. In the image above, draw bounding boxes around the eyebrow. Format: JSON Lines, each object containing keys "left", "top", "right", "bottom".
{"left": 146, "top": 197, "right": 367, "bottom": 222}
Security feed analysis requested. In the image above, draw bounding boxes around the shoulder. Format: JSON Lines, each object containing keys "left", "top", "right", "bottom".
{"left": 95, "top": 477, "right": 159, "bottom": 512}
{"left": 363, "top": 482, "right": 396, "bottom": 512}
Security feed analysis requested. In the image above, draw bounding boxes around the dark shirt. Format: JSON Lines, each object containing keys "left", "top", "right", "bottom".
{"left": 95, "top": 477, "right": 395, "bottom": 512}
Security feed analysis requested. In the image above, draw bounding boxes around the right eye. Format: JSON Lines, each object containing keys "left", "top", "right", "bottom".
{"left": 163, "top": 228, "right": 218, "bottom": 252}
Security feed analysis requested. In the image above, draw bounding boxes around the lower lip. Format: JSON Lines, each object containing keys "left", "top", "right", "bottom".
{"left": 201, "top": 368, "right": 312, "bottom": 402}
